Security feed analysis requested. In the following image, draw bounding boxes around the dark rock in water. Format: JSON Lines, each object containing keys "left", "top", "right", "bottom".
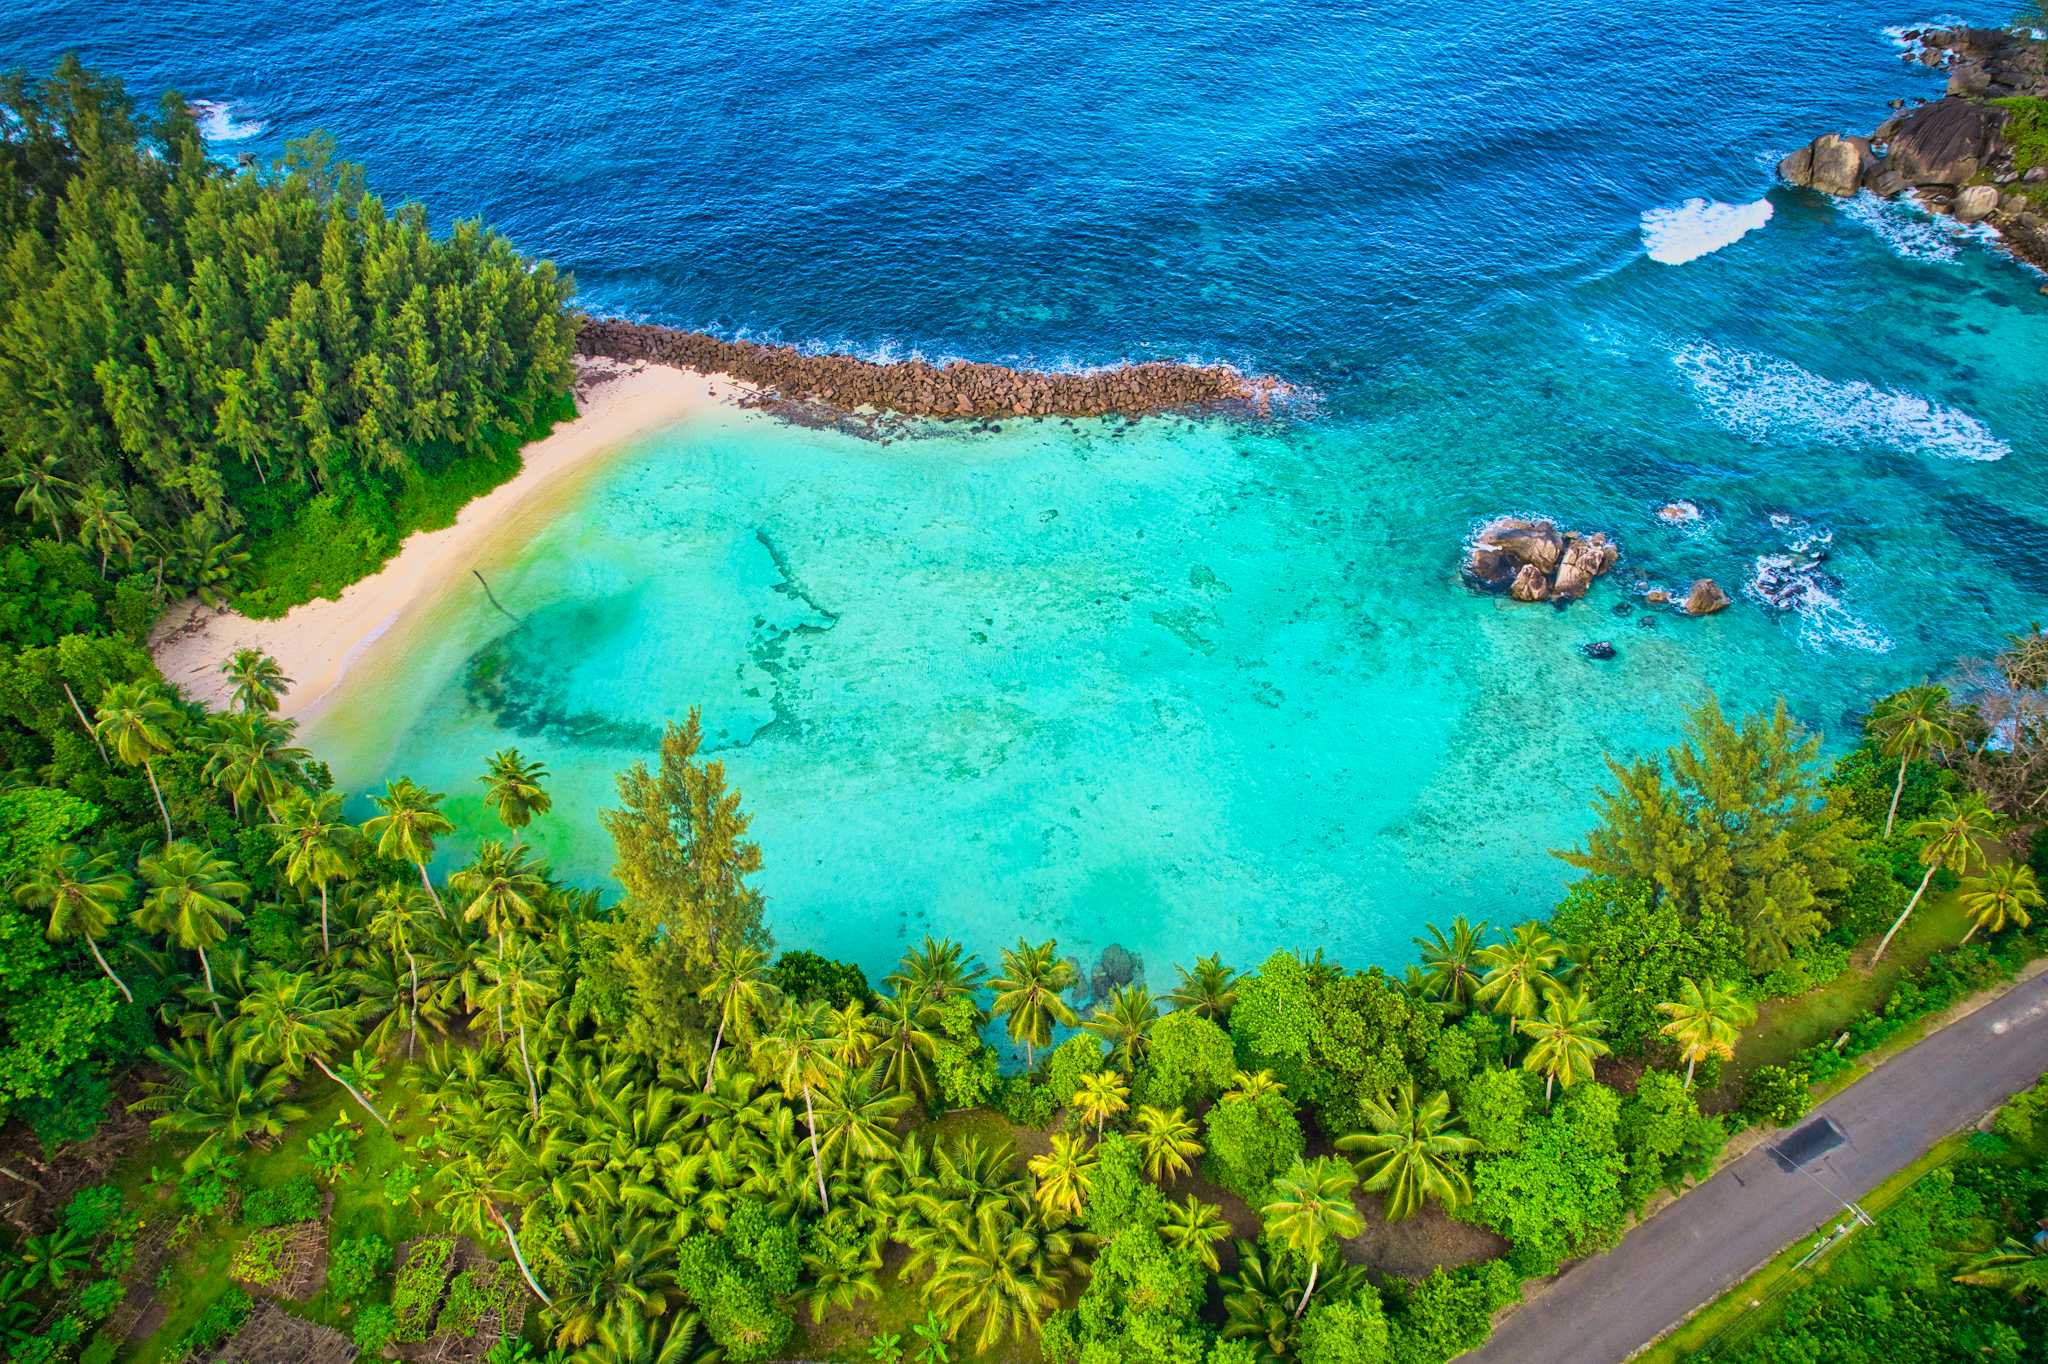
{"left": 1866, "top": 166, "right": 1909, "bottom": 199}
{"left": 1610, "top": 601, "right": 1633, "bottom": 617}
{"left": 1465, "top": 516, "right": 1618, "bottom": 605}
{"left": 1638, "top": 616, "right": 1658, "bottom": 629}
{"left": 1683, "top": 578, "right": 1732, "bottom": 615}
{"left": 1582, "top": 641, "right": 1617, "bottom": 660}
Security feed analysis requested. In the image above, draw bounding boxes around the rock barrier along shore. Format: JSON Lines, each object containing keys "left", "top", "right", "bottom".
{"left": 575, "top": 317, "right": 1289, "bottom": 421}
{"left": 1779, "top": 25, "right": 2048, "bottom": 275}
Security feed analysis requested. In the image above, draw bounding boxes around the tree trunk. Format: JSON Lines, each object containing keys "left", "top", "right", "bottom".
{"left": 318, "top": 882, "right": 331, "bottom": 957}
{"left": 417, "top": 860, "right": 443, "bottom": 917}
{"left": 199, "top": 945, "right": 223, "bottom": 1020}
{"left": 1294, "top": 1257, "right": 1321, "bottom": 1320}
{"left": 1545, "top": 1073, "right": 1556, "bottom": 1107}
{"left": 1962, "top": 918, "right": 1981, "bottom": 944}
{"left": 63, "top": 684, "right": 109, "bottom": 767}
{"left": 1025, "top": 1036, "right": 1034, "bottom": 1071}
{"left": 143, "top": 758, "right": 173, "bottom": 843}
{"left": 704, "top": 1015, "right": 727, "bottom": 1093}
{"left": 86, "top": 937, "right": 134, "bottom": 1005}
{"left": 1872, "top": 863, "right": 1939, "bottom": 965}
{"left": 490, "top": 1200, "right": 553, "bottom": 1304}
{"left": 405, "top": 949, "right": 420, "bottom": 1058}
{"left": 313, "top": 1055, "right": 391, "bottom": 1130}
{"left": 0, "top": 1165, "right": 50, "bottom": 1195}
{"left": 804, "top": 1085, "right": 830, "bottom": 1212}
{"left": 517, "top": 1017, "right": 540, "bottom": 1119}
{"left": 1684, "top": 1054, "right": 1697, "bottom": 1090}
{"left": 1885, "top": 755, "right": 1908, "bottom": 837}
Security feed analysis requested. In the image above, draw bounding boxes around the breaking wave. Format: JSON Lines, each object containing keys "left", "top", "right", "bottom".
{"left": 187, "top": 99, "right": 266, "bottom": 142}
{"left": 1640, "top": 198, "right": 1774, "bottom": 265}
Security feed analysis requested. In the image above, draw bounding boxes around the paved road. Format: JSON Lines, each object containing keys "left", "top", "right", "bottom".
{"left": 1462, "top": 966, "right": 2048, "bottom": 1364}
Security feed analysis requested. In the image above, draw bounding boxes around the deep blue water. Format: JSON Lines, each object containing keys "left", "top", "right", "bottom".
{"left": 14, "top": 2, "right": 2048, "bottom": 979}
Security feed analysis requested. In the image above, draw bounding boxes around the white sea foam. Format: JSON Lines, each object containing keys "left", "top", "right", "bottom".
{"left": 1746, "top": 554, "right": 1895, "bottom": 654}
{"left": 1835, "top": 190, "right": 2001, "bottom": 265}
{"left": 1673, "top": 341, "right": 2010, "bottom": 462}
{"left": 188, "top": 99, "right": 267, "bottom": 143}
{"left": 1880, "top": 18, "right": 1965, "bottom": 56}
{"left": 1640, "top": 198, "right": 1774, "bottom": 265}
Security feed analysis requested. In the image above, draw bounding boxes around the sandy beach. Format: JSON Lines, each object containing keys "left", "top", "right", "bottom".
{"left": 151, "top": 359, "right": 741, "bottom": 720}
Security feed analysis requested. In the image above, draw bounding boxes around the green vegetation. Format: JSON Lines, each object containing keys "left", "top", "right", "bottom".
{"left": 3, "top": 53, "right": 2048, "bottom": 1364}
{"left": 1994, "top": 96, "right": 2048, "bottom": 175}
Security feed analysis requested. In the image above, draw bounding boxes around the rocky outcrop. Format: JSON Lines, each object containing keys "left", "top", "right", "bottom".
{"left": 575, "top": 317, "right": 1288, "bottom": 420}
{"left": 1784, "top": 27, "right": 2048, "bottom": 276}
{"left": 1463, "top": 517, "right": 1618, "bottom": 605}
{"left": 1682, "top": 578, "right": 1731, "bottom": 615}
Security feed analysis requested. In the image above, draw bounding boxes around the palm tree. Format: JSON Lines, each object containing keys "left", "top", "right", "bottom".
{"left": 1476, "top": 922, "right": 1568, "bottom": 1021}
{"left": 1133, "top": 1104, "right": 1203, "bottom": 1183}
{"left": 1026, "top": 1131, "right": 1097, "bottom": 1220}
{"left": 991, "top": 938, "right": 1078, "bottom": 1070}
{"left": 94, "top": 681, "right": 179, "bottom": 842}
{"left": 918, "top": 1206, "right": 1075, "bottom": 1352}
{"left": 17, "top": 847, "right": 134, "bottom": 1004}
{"left": 886, "top": 936, "right": 987, "bottom": 1014}
{"left": 1073, "top": 1068, "right": 1129, "bottom": 1140}
{"left": 6, "top": 451, "right": 75, "bottom": 532}
{"left": 235, "top": 967, "right": 392, "bottom": 1129}
{"left": 1260, "top": 1157, "right": 1364, "bottom": 1319}
{"left": 268, "top": 789, "right": 355, "bottom": 957}
{"left": 72, "top": 483, "right": 141, "bottom": 576}
{"left": 1873, "top": 791, "right": 2002, "bottom": 964}
{"left": 814, "top": 1069, "right": 910, "bottom": 1173}
{"left": 1955, "top": 1237, "right": 2048, "bottom": 1299}
{"left": 136, "top": 841, "right": 246, "bottom": 1008}
{"left": 366, "top": 883, "right": 433, "bottom": 1057}
{"left": 201, "top": 710, "right": 308, "bottom": 818}
{"left": 450, "top": 839, "right": 548, "bottom": 951}
{"left": 221, "top": 647, "right": 290, "bottom": 714}
{"left": 871, "top": 990, "right": 940, "bottom": 1103}
{"left": 1520, "top": 985, "right": 1611, "bottom": 1104}
{"left": 363, "top": 777, "right": 455, "bottom": 913}
{"left": 1160, "top": 1194, "right": 1231, "bottom": 1271}
{"left": 481, "top": 748, "right": 551, "bottom": 844}
{"left": 1337, "top": 1082, "right": 1478, "bottom": 1220}
{"left": 756, "top": 998, "right": 843, "bottom": 1212}
{"left": 478, "top": 937, "right": 558, "bottom": 1119}
{"left": 1415, "top": 916, "right": 1490, "bottom": 1011}
{"left": 1087, "top": 983, "right": 1157, "bottom": 1073}
{"left": 132, "top": 1024, "right": 307, "bottom": 1169}
{"left": 1867, "top": 685, "right": 1958, "bottom": 837}
{"left": 1960, "top": 862, "right": 2043, "bottom": 943}
{"left": 1656, "top": 977, "right": 1757, "bottom": 1088}
{"left": 1167, "top": 954, "right": 1238, "bottom": 1021}
{"left": 698, "top": 941, "right": 778, "bottom": 1090}
{"left": 1225, "top": 1068, "right": 1284, "bottom": 1104}
{"left": 435, "top": 1154, "right": 554, "bottom": 1305}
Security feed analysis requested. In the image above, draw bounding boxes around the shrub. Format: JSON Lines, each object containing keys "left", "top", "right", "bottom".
{"left": 1138, "top": 1010, "right": 1237, "bottom": 1109}
{"left": 170, "top": 1288, "right": 249, "bottom": 1359}
{"left": 310, "top": 1117, "right": 359, "bottom": 1181}
{"left": 392, "top": 1237, "right": 456, "bottom": 1342}
{"left": 353, "top": 1303, "right": 398, "bottom": 1354}
{"left": 1739, "top": 1065, "right": 1812, "bottom": 1127}
{"left": 1045, "top": 1033, "right": 1106, "bottom": 1106}
{"left": 996, "top": 1076, "right": 1057, "bottom": 1127}
{"left": 438, "top": 1262, "right": 518, "bottom": 1337}
{"left": 76, "top": 1277, "right": 123, "bottom": 1323}
{"left": 231, "top": 1229, "right": 291, "bottom": 1288}
{"left": 768, "top": 949, "right": 873, "bottom": 1008}
{"left": 243, "top": 1173, "right": 321, "bottom": 1227}
{"left": 60, "top": 1184, "right": 121, "bottom": 1239}
{"left": 1203, "top": 1089, "right": 1304, "bottom": 1205}
{"left": 329, "top": 1233, "right": 389, "bottom": 1304}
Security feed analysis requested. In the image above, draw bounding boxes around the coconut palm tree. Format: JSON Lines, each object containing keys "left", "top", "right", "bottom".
{"left": 918, "top": 1205, "right": 1075, "bottom": 1352}
{"left": 1225, "top": 1068, "right": 1285, "bottom": 1104}
{"left": 235, "top": 967, "right": 391, "bottom": 1129}
{"left": 1337, "top": 1081, "right": 1478, "bottom": 1220}
{"left": 1415, "top": 915, "right": 1491, "bottom": 1011}
{"left": 1520, "top": 985, "right": 1611, "bottom": 1104}
{"left": 16, "top": 847, "right": 134, "bottom": 1004}
{"left": 698, "top": 941, "right": 778, "bottom": 1090}
{"left": 1167, "top": 954, "right": 1238, "bottom": 1021}
{"left": 200, "top": 710, "right": 308, "bottom": 818}
{"left": 1133, "top": 1104, "right": 1203, "bottom": 1183}
{"left": 481, "top": 748, "right": 551, "bottom": 844}
{"left": 478, "top": 937, "right": 558, "bottom": 1119}
{"left": 1476, "top": 922, "right": 1568, "bottom": 1021}
{"left": 5, "top": 451, "right": 75, "bottom": 532}
{"left": 267, "top": 789, "right": 355, "bottom": 957}
{"left": 364, "top": 882, "right": 436, "bottom": 1056}
{"left": 1656, "top": 977, "right": 1757, "bottom": 1088}
{"left": 435, "top": 1153, "right": 554, "bottom": 1305}
{"left": 1026, "top": 1131, "right": 1097, "bottom": 1221}
{"left": 1161, "top": 1194, "right": 1231, "bottom": 1271}
{"left": 71, "top": 483, "right": 141, "bottom": 576}
{"left": 991, "top": 937, "right": 1078, "bottom": 1070}
{"left": 1073, "top": 1068, "right": 1129, "bottom": 1140}
{"left": 362, "top": 777, "right": 455, "bottom": 913}
{"left": 1087, "top": 983, "right": 1158, "bottom": 1073}
{"left": 1260, "top": 1157, "right": 1364, "bottom": 1319}
{"left": 94, "top": 681, "right": 179, "bottom": 842}
{"left": 870, "top": 990, "right": 940, "bottom": 1103}
{"left": 1955, "top": 1237, "right": 2048, "bottom": 1299}
{"left": 450, "top": 839, "right": 548, "bottom": 951}
{"left": 136, "top": 841, "right": 246, "bottom": 1009}
{"left": 1867, "top": 685, "right": 1958, "bottom": 837}
{"left": 755, "top": 997, "right": 843, "bottom": 1212}
{"left": 1873, "top": 791, "right": 2002, "bottom": 964}
{"left": 814, "top": 1068, "right": 910, "bottom": 1174}
{"left": 221, "top": 648, "right": 290, "bottom": 715}
{"left": 1960, "top": 862, "right": 2043, "bottom": 943}
{"left": 886, "top": 935, "right": 988, "bottom": 1015}
{"left": 132, "top": 1024, "right": 306, "bottom": 1169}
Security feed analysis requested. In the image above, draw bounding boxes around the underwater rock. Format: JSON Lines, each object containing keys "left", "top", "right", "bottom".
{"left": 1582, "top": 641, "right": 1617, "bottom": 660}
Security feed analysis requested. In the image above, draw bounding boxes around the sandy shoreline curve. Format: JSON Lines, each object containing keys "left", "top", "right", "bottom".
{"left": 151, "top": 359, "right": 740, "bottom": 720}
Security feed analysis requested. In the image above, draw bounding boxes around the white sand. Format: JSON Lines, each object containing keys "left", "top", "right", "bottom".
{"left": 152, "top": 359, "right": 741, "bottom": 720}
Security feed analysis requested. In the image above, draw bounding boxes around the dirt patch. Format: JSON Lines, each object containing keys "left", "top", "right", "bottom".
{"left": 1341, "top": 1199, "right": 1508, "bottom": 1281}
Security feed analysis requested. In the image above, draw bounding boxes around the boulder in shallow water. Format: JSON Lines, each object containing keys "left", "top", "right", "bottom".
{"left": 1509, "top": 562, "right": 1551, "bottom": 602}
{"left": 1779, "top": 134, "right": 1871, "bottom": 196}
{"left": 1865, "top": 165, "right": 1908, "bottom": 199}
{"left": 1885, "top": 98, "right": 1997, "bottom": 187}
{"left": 1952, "top": 184, "right": 1999, "bottom": 223}
{"left": 1551, "top": 533, "right": 1620, "bottom": 602}
{"left": 1645, "top": 588, "right": 1672, "bottom": 605}
{"left": 1582, "top": 641, "right": 1617, "bottom": 660}
{"left": 1683, "top": 578, "right": 1731, "bottom": 615}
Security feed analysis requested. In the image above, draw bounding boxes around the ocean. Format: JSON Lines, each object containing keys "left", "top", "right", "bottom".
{"left": 13, "top": 0, "right": 2047, "bottom": 986}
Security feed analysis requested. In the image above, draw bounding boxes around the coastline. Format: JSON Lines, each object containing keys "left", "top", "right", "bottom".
{"left": 150, "top": 359, "right": 742, "bottom": 720}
